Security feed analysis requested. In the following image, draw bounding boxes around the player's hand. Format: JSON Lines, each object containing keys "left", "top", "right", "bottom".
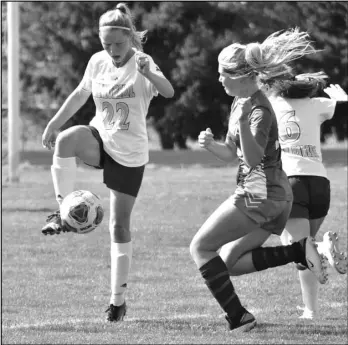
{"left": 42, "top": 124, "right": 58, "bottom": 150}
{"left": 198, "top": 128, "right": 215, "bottom": 149}
{"left": 323, "top": 84, "right": 348, "bottom": 102}
{"left": 237, "top": 97, "right": 252, "bottom": 123}
{"left": 135, "top": 52, "right": 150, "bottom": 77}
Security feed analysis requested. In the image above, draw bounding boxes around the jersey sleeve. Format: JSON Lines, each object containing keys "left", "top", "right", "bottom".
{"left": 311, "top": 98, "right": 336, "bottom": 124}
{"left": 225, "top": 131, "right": 236, "bottom": 149}
{"left": 77, "top": 55, "right": 95, "bottom": 92}
{"left": 143, "top": 55, "right": 163, "bottom": 99}
{"left": 249, "top": 106, "right": 273, "bottom": 150}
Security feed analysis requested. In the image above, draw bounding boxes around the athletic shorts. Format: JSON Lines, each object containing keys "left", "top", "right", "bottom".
{"left": 288, "top": 175, "right": 330, "bottom": 220}
{"left": 86, "top": 126, "right": 145, "bottom": 198}
{"left": 229, "top": 195, "right": 292, "bottom": 236}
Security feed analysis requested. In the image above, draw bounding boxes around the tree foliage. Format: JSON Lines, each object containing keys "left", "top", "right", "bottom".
{"left": 2, "top": 1, "right": 347, "bottom": 148}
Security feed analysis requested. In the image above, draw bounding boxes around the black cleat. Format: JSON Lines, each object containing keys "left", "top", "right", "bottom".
{"left": 41, "top": 211, "right": 72, "bottom": 235}
{"left": 105, "top": 302, "right": 127, "bottom": 322}
{"left": 225, "top": 307, "right": 256, "bottom": 332}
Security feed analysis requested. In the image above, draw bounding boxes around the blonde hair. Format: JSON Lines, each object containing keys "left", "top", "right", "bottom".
{"left": 218, "top": 28, "right": 321, "bottom": 80}
{"left": 99, "top": 3, "right": 147, "bottom": 51}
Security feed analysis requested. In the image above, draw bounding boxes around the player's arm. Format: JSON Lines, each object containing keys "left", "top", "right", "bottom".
{"left": 198, "top": 128, "right": 238, "bottom": 163}
{"left": 47, "top": 88, "right": 91, "bottom": 130}
{"left": 323, "top": 84, "right": 348, "bottom": 120}
{"left": 135, "top": 52, "right": 174, "bottom": 98}
{"left": 324, "top": 84, "right": 348, "bottom": 103}
{"left": 314, "top": 84, "right": 348, "bottom": 123}
{"left": 238, "top": 105, "right": 272, "bottom": 169}
{"left": 144, "top": 70, "right": 175, "bottom": 98}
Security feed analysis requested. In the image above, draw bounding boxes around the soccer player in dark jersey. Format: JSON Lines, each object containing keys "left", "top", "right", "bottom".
{"left": 190, "top": 29, "right": 329, "bottom": 331}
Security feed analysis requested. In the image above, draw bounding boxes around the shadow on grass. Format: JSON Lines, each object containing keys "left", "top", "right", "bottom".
{"left": 255, "top": 322, "right": 347, "bottom": 336}
{"left": 3, "top": 207, "right": 54, "bottom": 213}
{"left": 13, "top": 148, "right": 348, "bottom": 167}
{"left": 17, "top": 148, "right": 347, "bottom": 167}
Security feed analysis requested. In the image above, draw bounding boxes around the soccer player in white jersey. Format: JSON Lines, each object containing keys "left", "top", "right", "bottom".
{"left": 41, "top": 3, "right": 174, "bottom": 322}
{"left": 190, "top": 29, "right": 329, "bottom": 332}
{"left": 261, "top": 73, "right": 348, "bottom": 320}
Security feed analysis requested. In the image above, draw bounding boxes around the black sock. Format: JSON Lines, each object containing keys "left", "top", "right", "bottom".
{"left": 199, "top": 256, "right": 243, "bottom": 319}
{"left": 251, "top": 238, "right": 307, "bottom": 272}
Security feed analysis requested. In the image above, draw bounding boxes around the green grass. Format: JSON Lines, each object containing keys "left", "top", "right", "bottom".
{"left": 2, "top": 151, "right": 348, "bottom": 344}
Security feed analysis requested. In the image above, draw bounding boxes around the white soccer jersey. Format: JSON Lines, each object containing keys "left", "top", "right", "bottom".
{"left": 77, "top": 49, "right": 162, "bottom": 167}
{"left": 269, "top": 96, "right": 336, "bottom": 178}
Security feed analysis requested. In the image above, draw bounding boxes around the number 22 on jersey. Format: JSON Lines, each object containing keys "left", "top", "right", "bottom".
{"left": 278, "top": 110, "right": 301, "bottom": 144}
{"left": 102, "top": 101, "right": 130, "bottom": 131}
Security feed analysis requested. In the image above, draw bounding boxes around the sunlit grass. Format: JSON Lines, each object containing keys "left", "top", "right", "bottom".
{"left": 2, "top": 156, "right": 347, "bottom": 344}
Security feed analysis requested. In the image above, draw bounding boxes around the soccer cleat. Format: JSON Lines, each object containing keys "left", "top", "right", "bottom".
{"left": 225, "top": 307, "right": 256, "bottom": 332}
{"left": 41, "top": 211, "right": 72, "bottom": 235}
{"left": 320, "top": 232, "right": 347, "bottom": 275}
{"left": 105, "top": 302, "right": 127, "bottom": 322}
{"left": 302, "top": 237, "right": 329, "bottom": 284}
{"left": 297, "top": 306, "right": 317, "bottom": 320}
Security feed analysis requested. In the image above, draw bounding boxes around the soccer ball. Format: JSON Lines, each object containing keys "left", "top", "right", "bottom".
{"left": 60, "top": 190, "right": 104, "bottom": 234}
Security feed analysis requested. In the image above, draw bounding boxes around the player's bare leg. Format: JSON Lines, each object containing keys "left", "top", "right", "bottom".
{"left": 42, "top": 126, "right": 100, "bottom": 235}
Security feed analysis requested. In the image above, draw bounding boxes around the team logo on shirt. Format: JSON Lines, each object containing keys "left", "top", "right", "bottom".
{"left": 93, "top": 83, "right": 136, "bottom": 100}
{"left": 282, "top": 145, "right": 319, "bottom": 159}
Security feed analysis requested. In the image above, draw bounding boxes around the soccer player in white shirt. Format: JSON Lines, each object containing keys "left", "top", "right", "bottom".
{"left": 262, "top": 74, "right": 348, "bottom": 320}
{"left": 41, "top": 3, "right": 174, "bottom": 322}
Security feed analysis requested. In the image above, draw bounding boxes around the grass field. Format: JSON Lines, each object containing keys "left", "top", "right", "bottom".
{"left": 2, "top": 148, "right": 348, "bottom": 344}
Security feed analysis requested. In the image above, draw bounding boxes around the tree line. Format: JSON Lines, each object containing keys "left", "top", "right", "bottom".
{"left": 2, "top": 1, "right": 348, "bottom": 148}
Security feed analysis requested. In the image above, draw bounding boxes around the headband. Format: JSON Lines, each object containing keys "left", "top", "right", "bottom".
{"left": 99, "top": 26, "right": 131, "bottom": 31}
{"left": 220, "top": 65, "right": 254, "bottom": 79}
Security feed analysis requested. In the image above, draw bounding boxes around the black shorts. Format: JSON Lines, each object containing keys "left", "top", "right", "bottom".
{"left": 288, "top": 175, "right": 330, "bottom": 220}
{"left": 86, "top": 126, "right": 145, "bottom": 198}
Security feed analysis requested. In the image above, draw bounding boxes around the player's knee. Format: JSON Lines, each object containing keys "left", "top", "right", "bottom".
{"left": 189, "top": 240, "right": 197, "bottom": 258}
{"left": 189, "top": 237, "right": 206, "bottom": 259}
{"left": 110, "top": 223, "right": 131, "bottom": 242}
{"left": 56, "top": 126, "right": 81, "bottom": 151}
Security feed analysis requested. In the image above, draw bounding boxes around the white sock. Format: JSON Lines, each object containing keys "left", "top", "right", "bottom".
{"left": 110, "top": 242, "right": 132, "bottom": 306}
{"left": 299, "top": 269, "right": 319, "bottom": 314}
{"left": 51, "top": 156, "right": 77, "bottom": 205}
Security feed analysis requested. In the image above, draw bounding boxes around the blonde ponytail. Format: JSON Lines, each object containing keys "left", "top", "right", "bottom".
{"left": 218, "top": 28, "right": 321, "bottom": 80}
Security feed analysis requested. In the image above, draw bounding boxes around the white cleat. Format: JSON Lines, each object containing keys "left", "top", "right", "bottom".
{"left": 304, "top": 237, "right": 329, "bottom": 284}
{"left": 297, "top": 306, "right": 317, "bottom": 320}
{"left": 320, "top": 232, "right": 347, "bottom": 275}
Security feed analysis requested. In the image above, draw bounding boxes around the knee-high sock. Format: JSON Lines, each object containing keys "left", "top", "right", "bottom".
{"left": 251, "top": 239, "right": 306, "bottom": 272}
{"left": 110, "top": 242, "right": 132, "bottom": 306}
{"left": 299, "top": 269, "right": 318, "bottom": 313}
{"left": 199, "top": 256, "right": 243, "bottom": 319}
{"left": 51, "top": 156, "right": 77, "bottom": 205}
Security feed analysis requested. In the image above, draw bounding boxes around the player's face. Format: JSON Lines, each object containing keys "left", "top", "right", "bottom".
{"left": 99, "top": 29, "right": 132, "bottom": 66}
{"left": 218, "top": 65, "right": 245, "bottom": 97}
{"left": 218, "top": 65, "right": 254, "bottom": 97}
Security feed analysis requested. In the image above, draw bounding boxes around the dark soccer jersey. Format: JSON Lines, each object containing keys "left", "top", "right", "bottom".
{"left": 226, "top": 90, "right": 292, "bottom": 201}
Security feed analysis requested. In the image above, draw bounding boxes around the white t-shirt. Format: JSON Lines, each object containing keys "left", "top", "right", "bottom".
{"left": 77, "top": 49, "right": 162, "bottom": 167}
{"left": 269, "top": 96, "right": 336, "bottom": 178}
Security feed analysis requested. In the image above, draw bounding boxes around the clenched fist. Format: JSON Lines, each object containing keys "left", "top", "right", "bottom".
{"left": 198, "top": 128, "right": 214, "bottom": 149}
